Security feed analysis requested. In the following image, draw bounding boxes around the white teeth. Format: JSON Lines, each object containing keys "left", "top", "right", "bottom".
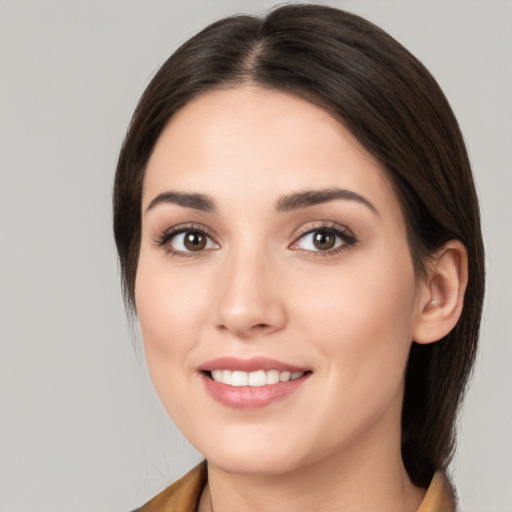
{"left": 210, "top": 369, "right": 305, "bottom": 386}
{"left": 231, "top": 371, "right": 248, "bottom": 386}
{"left": 267, "top": 369, "right": 280, "bottom": 385}
{"left": 279, "top": 371, "right": 291, "bottom": 382}
{"left": 248, "top": 370, "right": 266, "bottom": 387}
{"left": 221, "top": 369, "right": 232, "bottom": 385}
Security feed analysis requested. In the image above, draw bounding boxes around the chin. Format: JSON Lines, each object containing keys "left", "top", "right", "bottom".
{"left": 192, "top": 425, "right": 329, "bottom": 478}
{"left": 205, "top": 449, "right": 301, "bottom": 477}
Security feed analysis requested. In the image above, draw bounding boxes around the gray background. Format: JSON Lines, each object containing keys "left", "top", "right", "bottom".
{"left": 1, "top": 1, "right": 511, "bottom": 511}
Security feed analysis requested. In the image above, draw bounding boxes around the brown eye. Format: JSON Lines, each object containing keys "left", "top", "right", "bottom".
{"left": 292, "top": 224, "right": 355, "bottom": 254}
{"left": 312, "top": 230, "right": 336, "bottom": 250}
{"left": 183, "top": 231, "right": 207, "bottom": 251}
{"left": 166, "top": 229, "right": 218, "bottom": 254}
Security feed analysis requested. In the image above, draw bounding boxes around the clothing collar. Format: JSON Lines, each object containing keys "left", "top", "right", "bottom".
{"left": 137, "top": 462, "right": 455, "bottom": 512}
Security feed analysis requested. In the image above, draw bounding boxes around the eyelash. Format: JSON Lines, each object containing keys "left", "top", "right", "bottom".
{"left": 291, "top": 222, "right": 358, "bottom": 257}
{"left": 154, "top": 222, "right": 358, "bottom": 258}
{"left": 153, "top": 224, "right": 218, "bottom": 258}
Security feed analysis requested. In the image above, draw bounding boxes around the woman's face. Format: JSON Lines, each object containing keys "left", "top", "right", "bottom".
{"left": 136, "top": 87, "right": 424, "bottom": 475}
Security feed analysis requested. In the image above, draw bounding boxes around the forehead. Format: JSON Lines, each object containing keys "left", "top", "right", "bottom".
{"left": 143, "top": 86, "right": 402, "bottom": 221}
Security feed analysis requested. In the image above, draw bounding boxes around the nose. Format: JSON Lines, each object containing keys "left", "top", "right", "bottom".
{"left": 213, "top": 248, "right": 287, "bottom": 339}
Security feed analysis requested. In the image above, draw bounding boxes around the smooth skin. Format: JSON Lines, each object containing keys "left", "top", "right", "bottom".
{"left": 136, "top": 87, "right": 467, "bottom": 512}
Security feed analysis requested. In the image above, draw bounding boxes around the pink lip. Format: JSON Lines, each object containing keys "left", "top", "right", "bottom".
{"left": 199, "top": 356, "right": 306, "bottom": 373}
{"left": 198, "top": 357, "right": 311, "bottom": 409}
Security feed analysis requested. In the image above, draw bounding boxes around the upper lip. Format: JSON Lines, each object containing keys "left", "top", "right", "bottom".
{"left": 199, "top": 356, "right": 308, "bottom": 373}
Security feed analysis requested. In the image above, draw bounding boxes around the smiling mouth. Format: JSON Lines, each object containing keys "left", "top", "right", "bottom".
{"left": 205, "top": 369, "right": 307, "bottom": 387}
{"left": 200, "top": 361, "right": 311, "bottom": 408}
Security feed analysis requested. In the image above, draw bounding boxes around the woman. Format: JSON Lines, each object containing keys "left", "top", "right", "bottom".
{"left": 114, "top": 4, "right": 484, "bottom": 511}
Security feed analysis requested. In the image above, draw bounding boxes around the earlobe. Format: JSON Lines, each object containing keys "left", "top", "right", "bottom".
{"left": 413, "top": 240, "right": 468, "bottom": 344}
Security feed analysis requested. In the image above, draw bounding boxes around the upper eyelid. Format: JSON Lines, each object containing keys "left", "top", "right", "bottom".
{"left": 153, "top": 220, "right": 355, "bottom": 247}
{"left": 289, "top": 222, "right": 358, "bottom": 251}
{"left": 161, "top": 222, "right": 215, "bottom": 238}
{"left": 292, "top": 221, "right": 353, "bottom": 239}
{"left": 154, "top": 223, "right": 219, "bottom": 247}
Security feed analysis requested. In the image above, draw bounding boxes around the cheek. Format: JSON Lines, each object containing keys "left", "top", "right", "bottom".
{"left": 292, "top": 248, "right": 417, "bottom": 389}
{"left": 135, "top": 266, "right": 214, "bottom": 438}
{"left": 134, "top": 256, "right": 210, "bottom": 385}
{"left": 287, "top": 255, "right": 417, "bottom": 450}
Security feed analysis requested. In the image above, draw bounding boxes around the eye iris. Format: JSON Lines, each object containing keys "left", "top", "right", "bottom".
{"left": 183, "top": 231, "right": 206, "bottom": 251}
{"left": 313, "top": 230, "right": 336, "bottom": 250}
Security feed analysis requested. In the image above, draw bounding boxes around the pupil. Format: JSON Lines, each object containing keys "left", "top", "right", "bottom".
{"left": 313, "top": 231, "right": 335, "bottom": 250}
{"left": 184, "top": 232, "right": 206, "bottom": 251}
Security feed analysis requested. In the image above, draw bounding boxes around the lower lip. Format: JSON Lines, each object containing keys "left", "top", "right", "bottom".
{"left": 201, "top": 373, "right": 310, "bottom": 409}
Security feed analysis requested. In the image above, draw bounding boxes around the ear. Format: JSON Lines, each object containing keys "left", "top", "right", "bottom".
{"left": 413, "top": 240, "right": 468, "bottom": 344}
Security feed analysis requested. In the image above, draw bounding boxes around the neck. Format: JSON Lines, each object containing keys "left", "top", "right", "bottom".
{"left": 198, "top": 417, "right": 425, "bottom": 512}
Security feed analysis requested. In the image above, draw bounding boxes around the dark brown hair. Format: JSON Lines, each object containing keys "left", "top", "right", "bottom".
{"left": 113, "top": 4, "right": 484, "bottom": 487}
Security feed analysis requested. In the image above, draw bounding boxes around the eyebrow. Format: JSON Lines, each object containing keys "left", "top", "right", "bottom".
{"left": 275, "top": 188, "right": 378, "bottom": 214}
{"left": 145, "top": 187, "right": 378, "bottom": 215}
{"left": 146, "top": 191, "right": 216, "bottom": 213}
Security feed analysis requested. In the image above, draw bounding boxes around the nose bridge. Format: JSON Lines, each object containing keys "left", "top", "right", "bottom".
{"left": 214, "top": 238, "right": 286, "bottom": 338}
